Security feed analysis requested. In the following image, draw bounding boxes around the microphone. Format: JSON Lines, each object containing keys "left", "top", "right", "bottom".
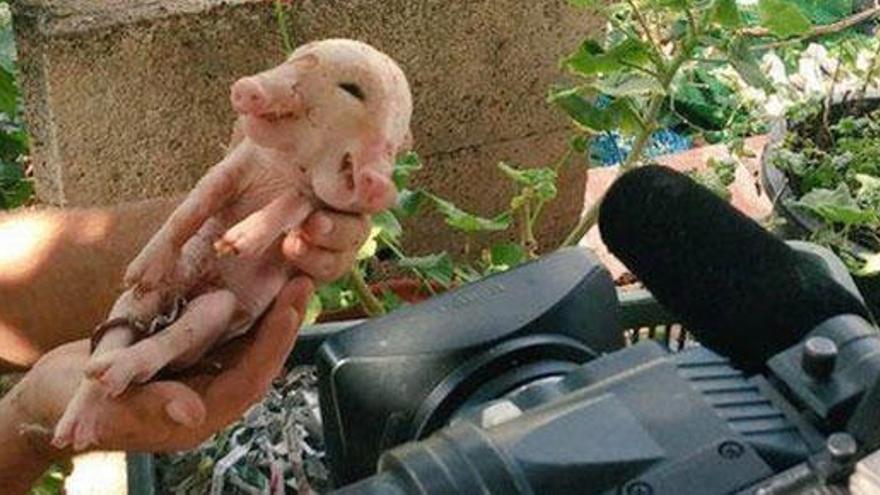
{"left": 598, "top": 165, "right": 870, "bottom": 372}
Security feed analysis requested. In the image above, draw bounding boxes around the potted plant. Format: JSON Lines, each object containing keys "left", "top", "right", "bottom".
{"left": 762, "top": 89, "right": 880, "bottom": 312}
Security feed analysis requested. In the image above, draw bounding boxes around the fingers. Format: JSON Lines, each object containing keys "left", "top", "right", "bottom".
{"left": 282, "top": 211, "right": 370, "bottom": 282}
{"left": 284, "top": 245, "right": 357, "bottom": 282}
{"left": 91, "top": 380, "right": 210, "bottom": 452}
{"left": 194, "top": 277, "right": 313, "bottom": 431}
{"left": 163, "top": 385, "right": 206, "bottom": 428}
{"left": 286, "top": 211, "right": 370, "bottom": 254}
{"left": 245, "top": 276, "right": 314, "bottom": 369}
{"left": 49, "top": 280, "right": 315, "bottom": 453}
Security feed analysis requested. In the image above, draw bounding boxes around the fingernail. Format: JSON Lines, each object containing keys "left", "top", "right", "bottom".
{"left": 165, "top": 400, "right": 202, "bottom": 428}
{"left": 314, "top": 213, "right": 334, "bottom": 235}
{"left": 320, "top": 260, "right": 336, "bottom": 278}
{"left": 290, "top": 237, "right": 307, "bottom": 256}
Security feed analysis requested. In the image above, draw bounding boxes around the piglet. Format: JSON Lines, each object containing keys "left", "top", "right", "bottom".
{"left": 53, "top": 39, "right": 413, "bottom": 451}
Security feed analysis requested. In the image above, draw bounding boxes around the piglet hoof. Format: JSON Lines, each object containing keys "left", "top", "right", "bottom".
{"left": 53, "top": 382, "right": 107, "bottom": 451}
{"left": 215, "top": 228, "right": 267, "bottom": 259}
{"left": 86, "top": 348, "right": 162, "bottom": 398}
{"left": 213, "top": 238, "right": 239, "bottom": 258}
{"left": 124, "top": 247, "right": 177, "bottom": 293}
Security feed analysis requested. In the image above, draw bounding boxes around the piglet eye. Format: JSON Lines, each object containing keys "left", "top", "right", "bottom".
{"left": 338, "top": 82, "right": 366, "bottom": 102}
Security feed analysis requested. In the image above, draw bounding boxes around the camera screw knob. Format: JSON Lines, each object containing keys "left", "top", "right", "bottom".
{"left": 802, "top": 336, "right": 838, "bottom": 381}
{"left": 624, "top": 481, "right": 653, "bottom": 495}
{"left": 826, "top": 432, "right": 858, "bottom": 464}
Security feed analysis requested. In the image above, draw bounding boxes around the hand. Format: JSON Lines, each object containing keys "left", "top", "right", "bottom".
{"left": 11, "top": 277, "right": 314, "bottom": 454}
{"left": 282, "top": 209, "right": 371, "bottom": 283}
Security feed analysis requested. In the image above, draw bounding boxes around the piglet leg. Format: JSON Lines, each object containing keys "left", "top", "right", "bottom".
{"left": 86, "top": 290, "right": 240, "bottom": 397}
{"left": 215, "top": 190, "right": 313, "bottom": 258}
{"left": 54, "top": 290, "right": 240, "bottom": 451}
{"left": 53, "top": 288, "right": 163, "bottom": 450}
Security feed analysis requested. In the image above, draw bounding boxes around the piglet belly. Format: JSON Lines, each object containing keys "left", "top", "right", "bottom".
{"left": 216, "top": 251, "right": 290, "bottom": 337}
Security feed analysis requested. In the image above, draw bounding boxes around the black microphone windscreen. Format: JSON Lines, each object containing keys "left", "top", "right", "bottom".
{"left": 599, "top": 165, "right": 869, "bottom": 371}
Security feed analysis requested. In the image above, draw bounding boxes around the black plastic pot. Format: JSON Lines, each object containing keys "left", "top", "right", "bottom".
{"left": 761, "top": 98, "right": 880, "bottom": 316}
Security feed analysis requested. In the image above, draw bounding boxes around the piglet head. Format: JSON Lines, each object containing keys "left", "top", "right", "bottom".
{"left": 312, "top": 135, "right": 400, "bottom": 214}
{"left": 231, "top": 66, "right": 301, "bottom": 149}
{"left": 231, "top": 39, "right": 413, "bottom": 214}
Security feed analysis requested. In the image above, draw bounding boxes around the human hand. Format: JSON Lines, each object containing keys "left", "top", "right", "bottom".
{"left": 11, "top": 277, "right": 314, "bottom": 455}
{"left": 282, "top": 209, "right": 371, "bottom": 283}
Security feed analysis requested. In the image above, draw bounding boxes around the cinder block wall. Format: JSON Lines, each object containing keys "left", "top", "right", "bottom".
{"left": 12, "top": 0, "right": 601, "bottom": 255}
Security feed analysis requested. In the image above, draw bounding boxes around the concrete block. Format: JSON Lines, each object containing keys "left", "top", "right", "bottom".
{"left": 13, "top": 0, "right": 599, "bottom": 249}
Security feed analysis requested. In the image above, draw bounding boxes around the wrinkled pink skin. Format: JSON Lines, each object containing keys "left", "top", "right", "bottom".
{"left": 53, "top": 39, "right": 413, "bottom": 451}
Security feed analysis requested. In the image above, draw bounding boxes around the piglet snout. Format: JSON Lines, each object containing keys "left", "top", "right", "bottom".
{"left": 357, "top": 169, "right": 397, "bottom": 213}
{"left": 231, "top": 77, "right": 268, "bottom": 115}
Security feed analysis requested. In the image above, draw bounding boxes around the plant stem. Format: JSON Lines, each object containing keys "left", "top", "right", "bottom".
{"left": 274, "top": 0, "right": 295, "bottom": 55}
{"left": 559, "top": 40, "right": 696, "bottom": 248}
{"left": 380, "top": 238, "right": 440, "bottom": 295}
{"left": 743, "top": 6, "right": 880, "bottom": 39}
{"left": 626, "top": 0, "right": 663, "bottom": 56}
{"left": 522, "top": 199, "right": 539, "bottom": 258}
{"left": 349, "top": 268, "right": 385, "bottom": 317}
{"left": 560, "top": 93, "right": 665, "bottom": 247}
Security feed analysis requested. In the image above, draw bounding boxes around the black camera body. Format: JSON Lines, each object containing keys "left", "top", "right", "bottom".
{"left": 316, "top": 248, "right": 624, "bottom": 483}
{"left": 316, "top": 247, "right": 880, "bottom": 494}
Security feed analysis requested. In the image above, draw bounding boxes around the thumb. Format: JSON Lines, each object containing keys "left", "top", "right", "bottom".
{"left": 160, "top": 382, "right": 207, "bottom": 428}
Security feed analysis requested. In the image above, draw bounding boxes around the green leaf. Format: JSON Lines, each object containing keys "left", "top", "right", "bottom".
{"left": 395, "top": 188, "right": 426, "bottom": 217}
{"left": 397, "top": 253, "right": 454, "bottom": 286}
{"left": 428, "top": 194, "right": 511, "bottom": 232}
{"left": 303, "top": 293, "right": 323, "bottom": 325}
{"left": 791, "top": 183, "right": 878, "bottom": 226}
{"left": 317, "top": 279, "right": 357, "bottom": 312}
{"left": 0, "top": 129, "right": 27, "bottom": 162}
{"left": 489, "top": 243, "right": 525, "bottom": 269}
{"left": 651, "top": 0, "right": 689, "bottom": 10}
{"left": 549, "top": 88, "right": 613, "bottom": 132}
{"left": 0, "top": 66, "right": 17, "bottom": 116}
{"left": 497, "top": 162, "right": 558, "bottom": 202}
{"left": 393, "top": 151, "right": 422, "bottom": 189}
{"left": 0, "top": 13, "right": 16, "bottom": 75}
{"left": 565, "top": 39, "right": 651, "bottom": 77}
{"left": 570, "top": 135, "right": 590, "bottom": 154}
{"left": 357, "top": 226, "right": 381, "bottom": 260}
{"left": 855, "top": 173, "right": 880, "bottom": 211}
{"left": 567, "top": 0, "right": 598, "bottom": 7}
{"left": 593, "top": 73, "right": 664, "bottom": 97}
{"left": 726, "top": 37, "right": 774, "bottom": 91}
{"left": 757, "top": 0, "right": 812, "bottom": 38}
{"left": 378, "top": 290, "right": 405, "bottom": 312}
{"left": 712, "top": 0, "right": 743, "bottom": 28}
{"left": 792, "top": 0, "right": 852, "bottom": 24}
{"left": 0, "top": 159, "right": 30, "bottom": 209}
{"left": 607, "top": 98, "right": 645, "bottom": 136}
{"left": 372, "top": 210, "right": 402, "bottom": 239}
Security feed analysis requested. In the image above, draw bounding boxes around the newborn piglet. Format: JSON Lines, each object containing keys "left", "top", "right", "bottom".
{"left": 52, "top": 39, "right": 413, "bottom": 451}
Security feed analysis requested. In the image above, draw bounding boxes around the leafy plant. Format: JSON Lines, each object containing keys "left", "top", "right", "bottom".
{"left": 555, "top": 0, "right": 879, "bottom": 246}
{"left": 312, "top": 149, "right": 568, "bottom": 319}
{"left": 0, "top": 3, "right": 30, "bottom": 210}
{"left": 773, "top": 105, "right": 880, "bottom": 274}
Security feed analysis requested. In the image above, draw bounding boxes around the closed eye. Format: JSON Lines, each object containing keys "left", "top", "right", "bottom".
{"left": 338, "top": 82, "right": 366, "bottom": 102}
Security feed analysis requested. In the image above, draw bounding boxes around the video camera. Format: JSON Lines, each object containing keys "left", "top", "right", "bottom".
{"left": 313, "top": 166, "right": 880, "bottom": 494}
